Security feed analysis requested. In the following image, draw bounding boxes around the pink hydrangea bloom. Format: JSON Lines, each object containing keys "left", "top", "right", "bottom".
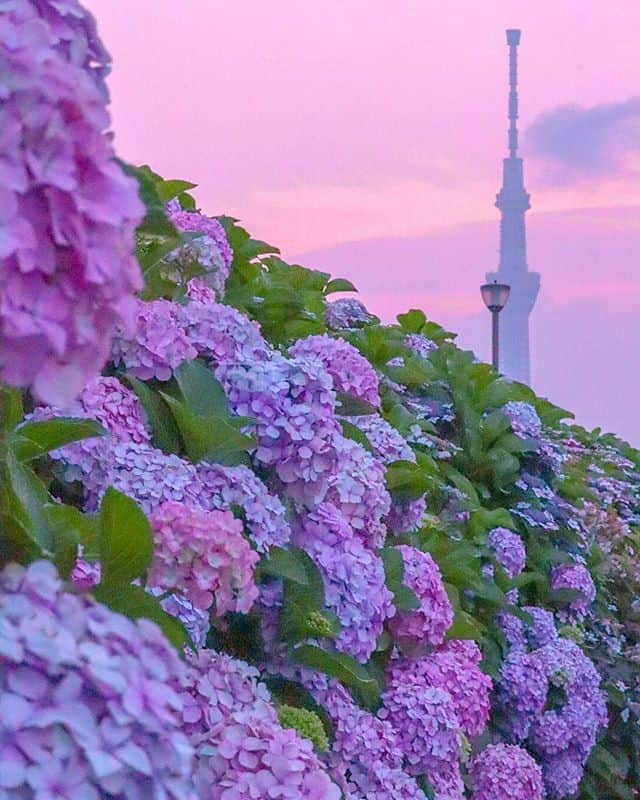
{"left": 70, "top": 547, "right": 101, "bottom": 590}
{"left": 388, "top": 545, "right": 453, "bottom": 647}
{"left": 77, "top": 376, "right": 150, "bottom": 443}
{"left": 290, "top": 334, "right": 381, "bottom": 408}
{"left": 0, "top": 561, "right": 194, "bottom": 798}
{"left": 197, "top": 462, "right": 291, "bottom": 552}
{"left": 148, "top": 502, "right": 259, "bottom": 616}
{"left": 0, "top": 8, "right": 144, "bottom": 403}
{"left": 409, "top": 640, "right": 492, "bottom": 739}
{"left": 550, "top": 563, "right": 596, "bottom": 621}
{"left": 296, "top": 504, "right": 395, "bottom": 663}
{"left": 217, "top": 353, "right": 340, "bottom": 506}
{"left": 487, "top": 527, "right": 527, "bottom": 579}
{"left": 181, "top": 650, "right": 340, "bottom": 800}
{"left": 111, "top": 299, "right": 197, "bottom": 381}
{"left": 326, "top": 435, "right": 390, "bottom": 549}
{"left": 470, "top": 744, "right": 544, "bottom": 800}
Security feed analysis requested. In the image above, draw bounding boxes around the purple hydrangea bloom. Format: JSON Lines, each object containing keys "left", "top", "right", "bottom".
{"left": 76, "top": 376, "right": 150, "bottom": 443}
{"left": 14, "top": 0, "right": 112, "bottom": 95}
{"left": 405, "top": 333, "right": 436, "bottom": 359}
{"left": 111, "top": 299, "right": 197, "bottom": 381}
{"left": 217, "top": 353, "right": 340, "bottom": 506}
{"left": 326, "top": 435, "right": 390, "bottom": 549}
{"left": 551, "top": 563, "right": 596, "bottom": 621}
{"left": 502, "top": 401, "right": 542, "bottom": 439}
{"left": 295, "top": 504, "right": 395, "bottom": 663}
{"left": 0, "top": 7, "right": 144, "bottom": 404}
{"left": 290, "top": 334, "right": 381, "bottom": 407}
{"left": 386, "top": 495, "right": 427, "bottom": 535}
{"left": 197, "top": 462, "right": 292, "bottom": 552}
{"left": 389, "top": 545, "right": 453, "bottom": 647}
{"left": 314, "top": 683, "right": 424, "bottom": 800}
{"left": 487, "top": 527, "right": 527, "bottom": 579}
{"left": 344, "top": 413, "right": 414, "bottom": 464}
{"left": 498, "top": 649, "right": 549, "bottom": 741}
{"left": 0, "top": 561, "right": 194, "bottom": 798}
{"left": 182, "top": 296, "right": 269, "bottom": 365}
{"left": 165, "top": 205, "right": 232, "bottom": 299}
{"left": 379, "top": 661, "right": 463, "bottom": 785}
{"left": 325, "top": 298, "right": 374, "bottom": 331}
{"left": 181, "top": 649, "right": 340, "bottom": 800}
{"left": 470, "top": 744, "right": 544, "bottom": 800}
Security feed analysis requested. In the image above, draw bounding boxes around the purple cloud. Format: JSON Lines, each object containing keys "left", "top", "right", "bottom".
{"left": 526, "top": 97, "right": 640, "bottom": 182}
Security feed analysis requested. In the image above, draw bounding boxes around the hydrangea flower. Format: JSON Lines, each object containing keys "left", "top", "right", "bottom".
{"left": 314, "top": 683, "right": 425, "bottom": 800}
{"left": 76, "top": 376, "right": 150, "bottom": 443}
{"left": 487, "top": 527, "right": 527, "bottom": 579}
{"left": 181, "top": 649, "right": 340, "bottom": 800}
{"left": 111, "top": 299, "right": 197, "bottom": 381}
{"left": 470, "top": 744, "right": 544, "bottom": 800}
{"left": 165, "top": 204, "right": 232, "bottom": 299}
{"left": 148, "top": 502, "right": 259, "bottom": 616}
{"left": 295, "top": 504, "right": 395, "bottom": 663}
{"left": 85, "top": 441, "right": 203, "bottom": 513}
{"left": 0, "top": 560, "right": 194, "bottom": 798}
{"left": 386, "top": 495, "right": 427, "bottom": 535}
{"left": 502, "top": 401, "right": 542, "bottom": 439}
{"left": 344, "top": 414, "right": 414, "bottom": 464}
{"left": 70, "top": 548, "right": 101, "bottom": 591}
{"left": 326, "top": 435, "right": 390, "bottom": 549}
{"left": 551, "top": 563, "right": 596, "bottom": 621}
{"left": 498, "top": 649, "right": 549, "bottom": 741}
{"left": 379, "top": 664, "right": 462, "bottom": 783}
{"left": 405, "top": 333, "right": 436, "bottom": 359}
{"left": 0, "top": 7, "right": 144, "bottom": 403}
{"left": 197, "top": 462, "right": 292, "bottom": 552}
{"left": 388, "top": 545, "right": 453, "bottom": 647}
{"left": 290, "top": 334, "right": 381, "bottom": 408}
{"left": 15, "top": 0, "right": 112, "bottom": 95}
{"left": 217, "top": 353, "right": 340, "bottom": 506}
{"left": 325, "top": 298, "right": 374, "bottom": 331}
{"left": 413, "top": 640, "right": 493, "bottom": 739}
{"left": 181, "top": 296, "right": 270, "bottom": 365}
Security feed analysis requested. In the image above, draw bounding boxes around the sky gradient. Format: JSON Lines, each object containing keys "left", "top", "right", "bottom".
{"left": 86, "top": 0, "right": 640, "bottom": 444}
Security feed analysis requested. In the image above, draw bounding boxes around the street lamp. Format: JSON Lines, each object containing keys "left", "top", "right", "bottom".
{"left": 480, "top": 280, "right": 511, "bottom": 371}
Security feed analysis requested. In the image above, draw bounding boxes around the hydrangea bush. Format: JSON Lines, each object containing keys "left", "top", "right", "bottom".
{"left": 1, "top": 4, "right": 639, "bottom": 800}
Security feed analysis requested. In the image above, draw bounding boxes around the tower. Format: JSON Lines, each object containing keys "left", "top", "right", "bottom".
{"left": 486, "top": 29, "right": 540, "bottom": 385}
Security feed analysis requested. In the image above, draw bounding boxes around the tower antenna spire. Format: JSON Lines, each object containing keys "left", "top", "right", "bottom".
{"left": 506, "top": 29, "right": 521, "bottom": 158}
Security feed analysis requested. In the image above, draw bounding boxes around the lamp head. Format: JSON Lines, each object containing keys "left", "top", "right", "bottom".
{"left": 481, "top": 280, "right": 511, "bottom": 312}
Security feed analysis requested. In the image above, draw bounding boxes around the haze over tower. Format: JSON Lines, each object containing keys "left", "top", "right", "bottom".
{"left": 486, "top": 29, "right": 540, "bottom": 385}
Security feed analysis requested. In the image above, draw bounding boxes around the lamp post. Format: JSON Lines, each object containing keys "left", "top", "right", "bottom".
{"left": 480, "top": 280, "right": 511, "bottom": 371}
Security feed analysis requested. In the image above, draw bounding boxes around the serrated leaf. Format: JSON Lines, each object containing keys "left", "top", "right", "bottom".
{"left": 99, "top": 488, "right": 153, "bottom": 585}
{"left": 397, "top": 309, "right": 427, "bottom": 333}
{"left": 173, "top": 360, "right": 231, "bottom": 418}
{"left": 260, "top": 547, "right": 310, "bottom": 585}
{"left": 154, "top": 179, "right": 197, "bottom": 202}
{"left": 93, "top": 582, "right": 190, "bottom": 650}
{"left": 11, "top": 418, "right": 105, "bottom": 461}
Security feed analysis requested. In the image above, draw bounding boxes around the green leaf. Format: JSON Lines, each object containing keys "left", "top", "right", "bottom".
{"left": 380, "top": 547, "right": 420, "bottom": 611}
{"left": 325, "top": 278, "right": 357, "bottom": 295}
{"left": 5, "top": 452, "right": 53, "bottom": 552}
{"left": 93, "top": 582, "right": 190, "bottom": 650}
{"left": 127, "top": 377, "right": 182, "bottom": 454}
{"left": 98, "top": 488, "right": 153, "bottom": 585}
{"left": 397, "top": 309, "right": 427, "bottom": 333}
{"left": 259, "top": 547, "right": 310, "bottom": 585}
{"left": 0, "top": 386, "right": 24, "bottom": 431}
{"left": 154, "top": 179, "right": 197, "bottom": 203}
{"left": 173, "top": 360, "right": 231, "bottom": 418}
{"left": 335, "top": 393, "right": 378, "bottom": 416}
{"left": 385, "top": 460, "right": 430, "bottom": 503}
{"left": 292, "top": 644, "right": 380, "bottom": 710}
{"left": 339, "top": 420, "right": 373, "bottom": 453}
{"left": 43, "top": 503, "right": 95, "bottom": 579}
{"left": 11, "top": 418, "right": 105, "bottom": 462}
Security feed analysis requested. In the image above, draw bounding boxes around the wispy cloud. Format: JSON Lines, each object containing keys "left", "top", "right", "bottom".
{"left": 526, "top": 97, "right": 640, "bottom": 183}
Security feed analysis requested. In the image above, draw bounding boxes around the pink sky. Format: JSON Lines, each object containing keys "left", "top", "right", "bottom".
{"left": 86, "top": 0, "right": 640, "bottom": 444}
